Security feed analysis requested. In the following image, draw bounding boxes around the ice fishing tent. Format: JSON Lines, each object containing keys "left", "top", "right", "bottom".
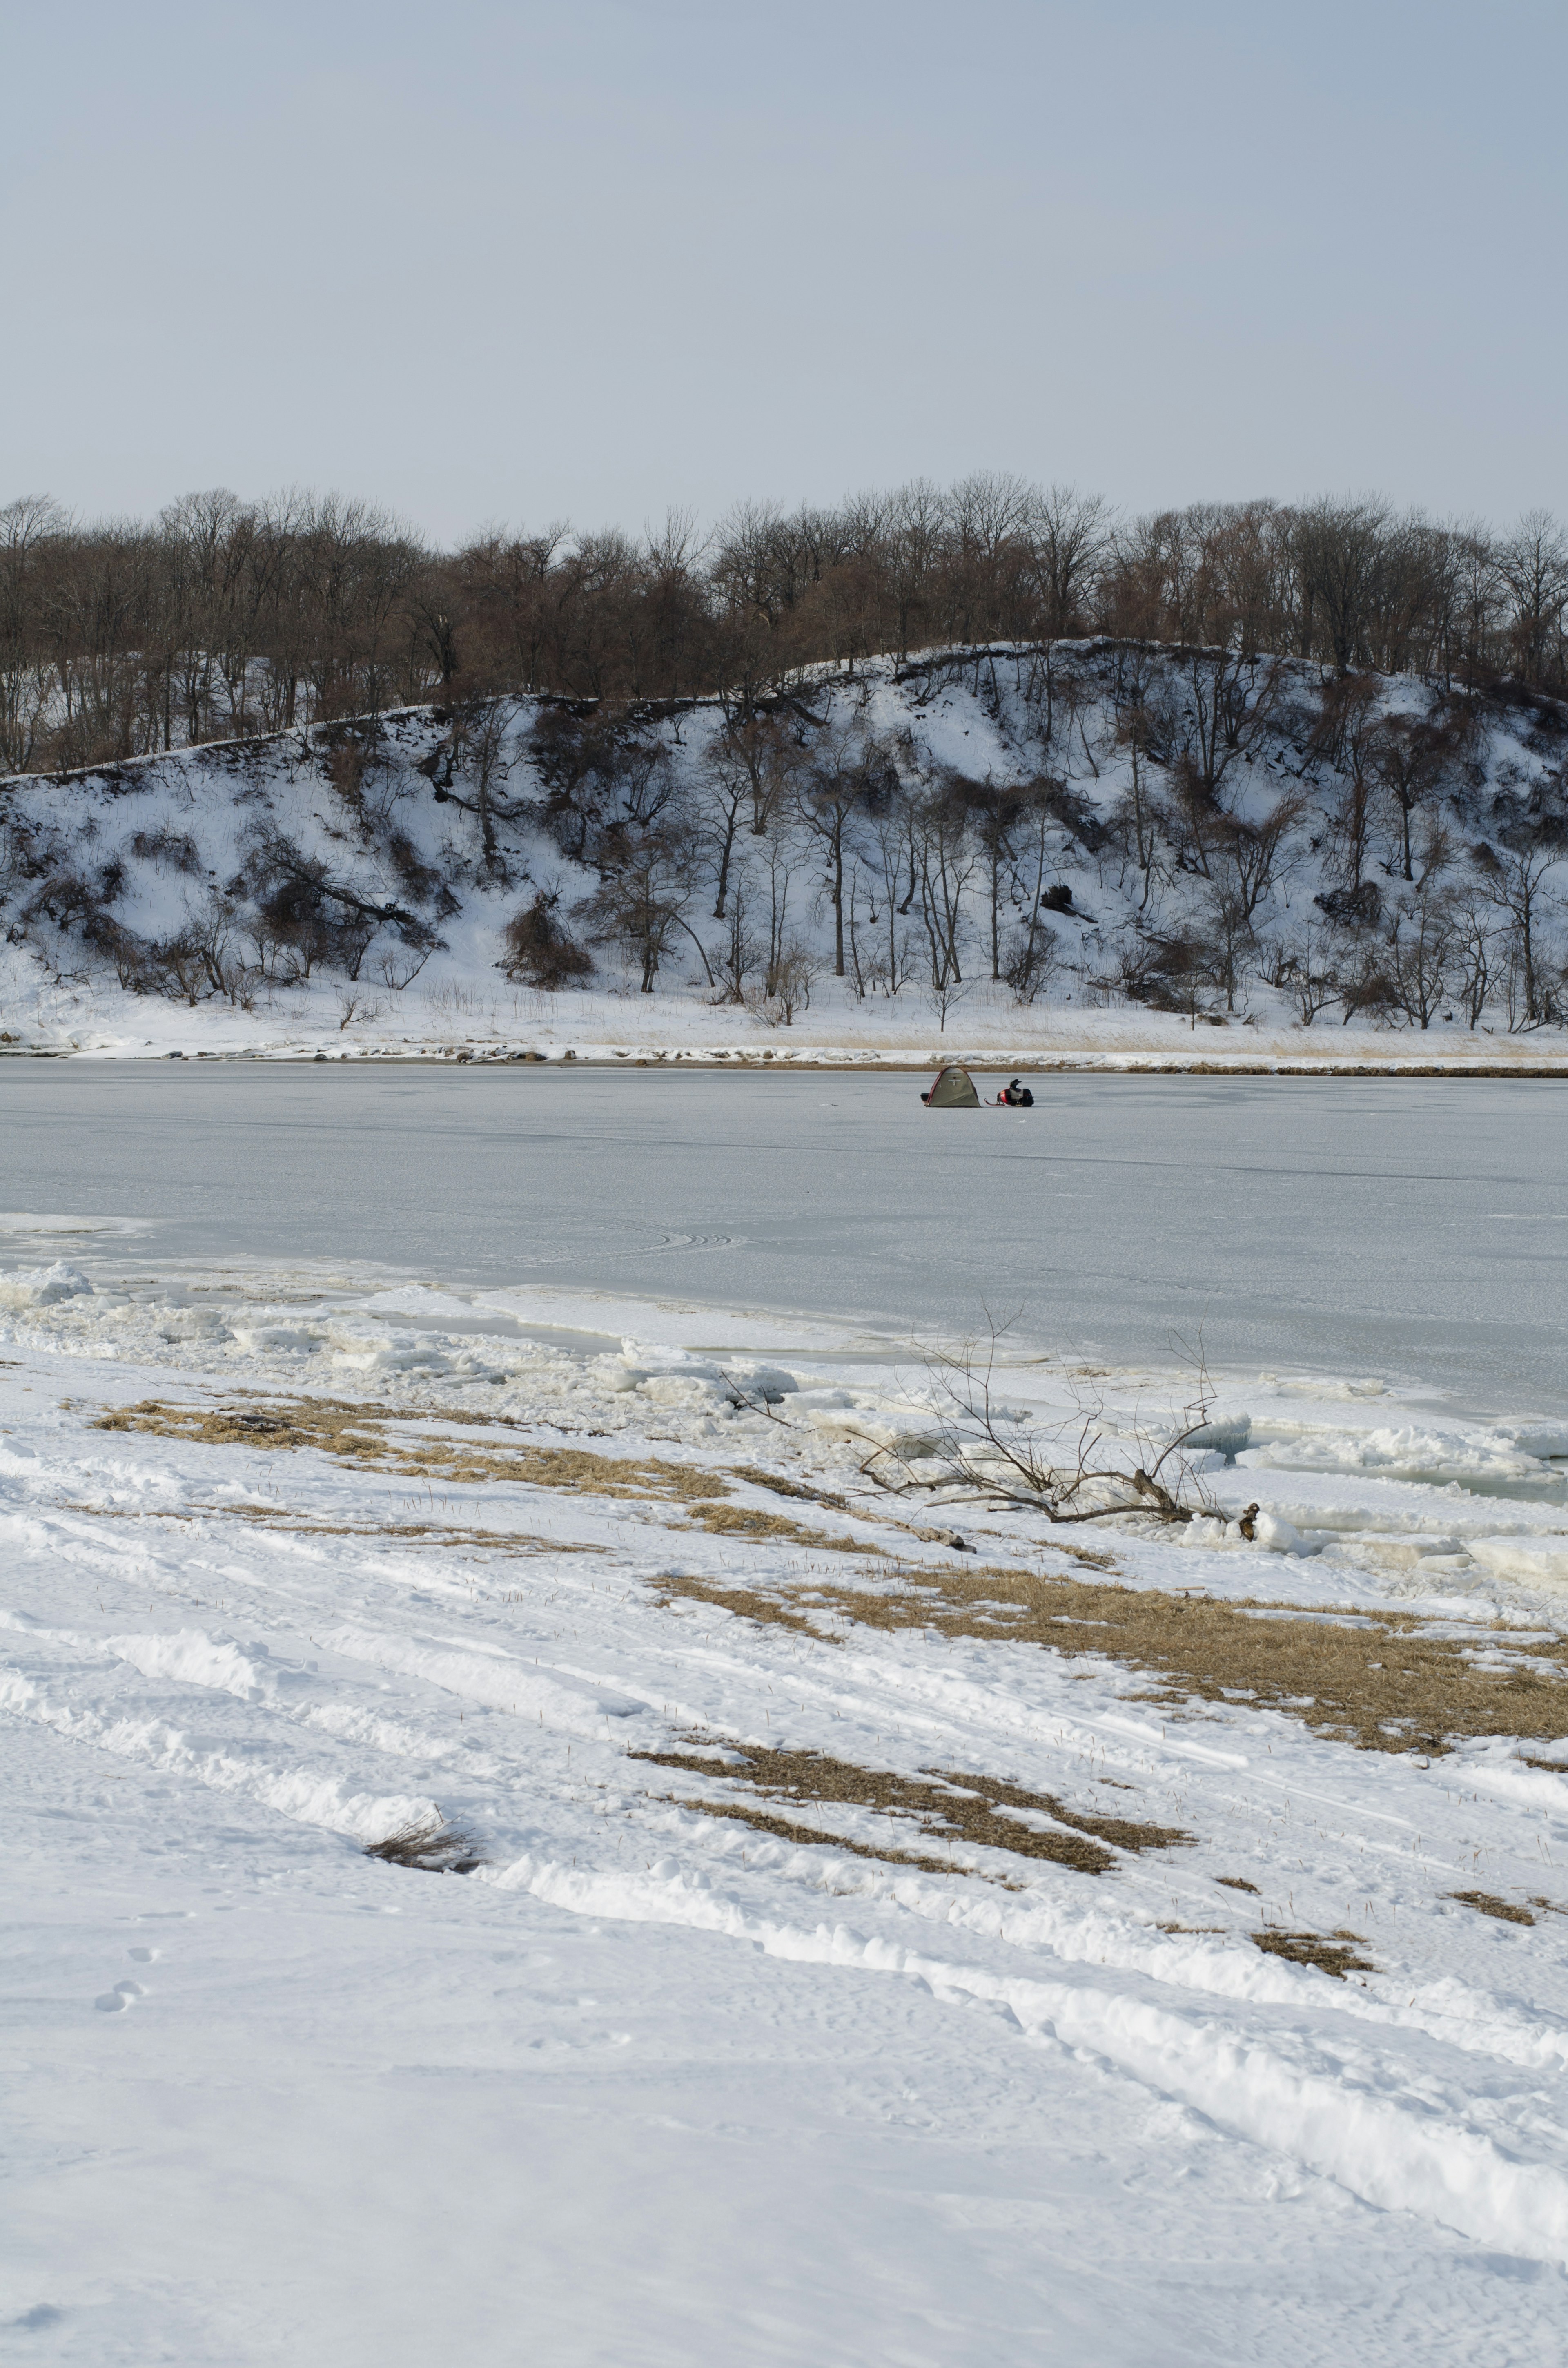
{"left": 922, "top": 1063, "right": 980, "bottom": 1108}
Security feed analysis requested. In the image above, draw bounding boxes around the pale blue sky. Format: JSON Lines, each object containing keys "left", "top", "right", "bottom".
{"left": 4, "top": 0, "right": 1563, "bottom": 541}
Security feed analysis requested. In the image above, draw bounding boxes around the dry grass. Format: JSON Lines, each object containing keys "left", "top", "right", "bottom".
{"left": 1250, "top": 1929, "right": 1375, "bottom": 1979}
{"left": 651, "top": 1572, "right": 833, "bottom": 1640}
{"left": 682, "top": 1501, "right": 878, "bottom": 1552}
{"left": 632, "top": 1738, "right": 1191, "bottom": 1878}
{"left": 1216, "top": 1875, "right": 1260, "bottom": 1894}
{"left": 651, "top": 1558, "right": 1568, "bottom": 1758}
{"left": 53, "top": 1498, "right": 591, "bottom": 1557}
{"left": 1450, "top": 1890, "right": 1537, "bottom": 1926}
{"left": 659, "top": 1795, "right": 982, "bottom": 1880}
{"left": 219, "top": 1507, "right": 587, "bottom": 1552}
{"left": 94, "top": 1396, "right": 733, "bottom": 1501}
{"left": 728, "top": 1464, "right": 854, "bottom": 1512}
{"left": 363, "top": 1814, "right": 487, "bottom": 1873}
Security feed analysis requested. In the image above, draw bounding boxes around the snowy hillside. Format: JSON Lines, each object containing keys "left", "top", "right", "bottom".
{"left": 3, "top": 641, "right": 1568, "bottom": 1064}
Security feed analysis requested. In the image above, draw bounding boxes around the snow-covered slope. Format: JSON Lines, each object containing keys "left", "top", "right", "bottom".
{"left": 7, "top": 1239, "right": 1568, "bottom": 2358}
{"left": 3, "top": 642, "right": 1567, "bottom": 1065}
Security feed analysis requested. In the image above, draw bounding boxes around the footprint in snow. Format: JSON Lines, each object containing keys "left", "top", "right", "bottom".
{"left": 93, "top": 1981, "right": 145, "bottom": 2013}
{"left": 127, "top": 1946, "right": 158, "bottom": 1962}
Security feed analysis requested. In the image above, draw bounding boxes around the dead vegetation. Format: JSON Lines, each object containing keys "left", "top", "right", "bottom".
{"left": 1450, "top": 1890, "right": 1537, "bottom": 1926}
{"left": 632, "top": 1737, "right": 1191, "bottom": 1879}
{"left": 55, "top": 1496, "right": 584, "bottom": 1556}
{"left": 682, "top": 1500, "right": 876, "bottom": 1552}
{"left": 728, "top": 1457, "right": 1041, "bottom": 1556}
{"left": 214, "top": 1505, "right": 587, "bottom": 1553}
{"left": 1250, "top": 1929, "right": 1375, "bottom": 1980}
{"left": 93, "top": 1396, "right": 734, "bottom": 1501}
{"left": 363, "top": 1814, "right": 487, "bottom": 1873}
{"left": 649, "top": 1559, "right": 1568, "bottom": 1757}
{"left": 855, "top": 1327, "right": 1224, "bottom": 1528}
{"left": 91, "top": 1398, "right": 898, "bottom": 1557}
{"left": 650, "top": 1572, "right": 834, "bottom": 1640}
{"left": 728, "top": 1464, "right": 854, "bottom": 1511}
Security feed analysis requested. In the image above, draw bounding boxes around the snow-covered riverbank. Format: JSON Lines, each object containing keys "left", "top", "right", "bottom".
{"left": 7, "top": 958, "right": 1568, "bottom": 1073}
{"left": 5, "top": 1235, "right": 1568, "bottom": 2361}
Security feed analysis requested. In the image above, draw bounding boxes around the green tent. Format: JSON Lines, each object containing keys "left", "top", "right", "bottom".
{"left": 923, "top": 1063, "right": 980, "bottom": 1108}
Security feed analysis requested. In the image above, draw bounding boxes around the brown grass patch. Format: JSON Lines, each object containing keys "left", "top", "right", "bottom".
{"left": 683, "top": 1501, "right": 878, "bottom": 1552}
{"left": 662, "top": 1797, "right": 983, "bottom": 1880}
{"left": 632, "top": 1738, "right": 1191, "bottom": 1878}
{"left": 56, "top": 1498, "right": 583, "bottom": 1555}
{"left": 1216, "top": 1875, "right": 1260, "bottom": 1894}
{"left": 656, "top": 1559, "right": 1568, "bottom": 1758}
{"left": 650, "top": 1572, "right": 832, "bottom": 1639}
{"left": 217, "top": 1506, "right": 588, "bottom": 1552}
{"left": 94, "top": 1397, "right": 732, "bottom": 1502}
{"left": 1250, "top": 1929, "right": 1374, "bottom": 1979}
{"left": 728, "top": 1464, "right": 853, "bottom": 1511}
{"left": 1450, "top": 1890, "right": 1536, "bottom": 1926}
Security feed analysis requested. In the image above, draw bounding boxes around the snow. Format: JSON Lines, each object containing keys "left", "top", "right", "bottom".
{"left": 6, "top": 1077, "right": 1568, "bottom": 2357}
{"left": 3, "top": 648, "right": 1567, "bottom": 1073}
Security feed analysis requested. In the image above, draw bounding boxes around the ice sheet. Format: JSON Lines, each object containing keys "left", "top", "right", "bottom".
{"left": 3, "top": 1067, "right": 1567, "bottom": 1404}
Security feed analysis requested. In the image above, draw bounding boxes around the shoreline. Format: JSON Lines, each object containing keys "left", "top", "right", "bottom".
{"left": 7, "top": 1045, "right": 1568, "bottom": 1077}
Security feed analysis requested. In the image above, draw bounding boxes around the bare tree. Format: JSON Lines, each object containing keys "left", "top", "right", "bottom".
{"left": 1020, "top": 484, "right": 1109, "bottom": 635}
{"left": 1481, "top": 846, "right": 1559, "bottom": 1028}
{"left": 751, "top": 941, "right": 817, "bottom": 1026}
{"left": 796, "top": 725, "right": 886, "bottom": 976}
{"left": 1451, "top": 895, "right": 1498, "bottom": 1028}
{"left": 576, "top": 829, "right": 695, "bottom": 993}
{"left": 1387, "top": 894, "right": 1457, "bottom": 1028}
{"left": 927, "top": 973, "right": 971, "bottom": 1035}
{"left": 1217, "top": 789, "right": 1306, "bottom": 925}
{"left": 713, "top": 877, "right": 760, "bottom": 1003}
{"left": 693, "top": 735, "right": 751, "bottom": 917}
{"left": 431, "top": 698, "right": 524, "bottom": 878}
{"left": 1497, "top": 511, "right": 1568, "bottom": 687}
{"left": 1369, "top": 715, "right": 1448, "bottom": 883}
{"left": 1270, "top": 923, "right": 1337, "bottom": 1025}
{"left": 911, "top": 783, "right": 978, "bottom": 988}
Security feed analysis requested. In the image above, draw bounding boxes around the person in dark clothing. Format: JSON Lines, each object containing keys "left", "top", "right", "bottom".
{"left": 997, "top": 1077, "right": 1034, "bottom": 1107}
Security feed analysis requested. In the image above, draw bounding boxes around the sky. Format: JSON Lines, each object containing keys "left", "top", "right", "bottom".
{"left": 3, "top": 0, "right": 1565, "bottom": 546}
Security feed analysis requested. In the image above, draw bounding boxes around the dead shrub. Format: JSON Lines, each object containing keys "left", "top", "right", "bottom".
{"left": 500, "top": 892, "right": 595, "bottom": 988}
{"left": 858, "top": 1326, "right": 1221, "bottom": 1527}
{"left": 129, "top": 827, "right": 203, "bottom": 873}
{"left": 364, "top": 1813, "right": 486, "bottom": 1873}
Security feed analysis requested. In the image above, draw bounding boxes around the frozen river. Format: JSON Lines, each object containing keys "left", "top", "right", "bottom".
{"left": 2, "top": 1063, "right": 1566, "bottom": 1409}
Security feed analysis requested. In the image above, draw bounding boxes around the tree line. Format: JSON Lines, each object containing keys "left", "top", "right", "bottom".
{"left": 2, "top": 478, "right": 1566, "bottom": 777}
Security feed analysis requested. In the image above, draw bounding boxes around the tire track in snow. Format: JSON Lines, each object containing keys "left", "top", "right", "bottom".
{"left": 491, "top": 1849, "right": 1568, "bottom": 2265}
